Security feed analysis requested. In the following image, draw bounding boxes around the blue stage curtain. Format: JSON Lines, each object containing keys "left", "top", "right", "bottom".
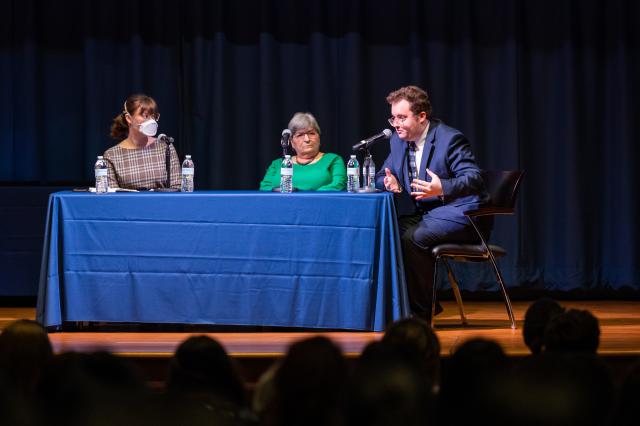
{"left": 0, "top": 0, "right": 638, "bottom": 292}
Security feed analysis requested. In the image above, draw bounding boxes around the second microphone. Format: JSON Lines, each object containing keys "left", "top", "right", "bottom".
{"left": 352, "top": 129, "right": 392, "bottom": 151}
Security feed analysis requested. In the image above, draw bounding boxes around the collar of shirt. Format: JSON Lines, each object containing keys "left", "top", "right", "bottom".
{"left": 412, "top": 121, "right": 430, "bottom": 175}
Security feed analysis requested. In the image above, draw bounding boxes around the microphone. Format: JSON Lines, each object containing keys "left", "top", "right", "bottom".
{"left": 157, "top": 134, "right": 174, "bottom": 144}
{"left": 280, "top": 129, "right": 291, "bottom": 148}
{"left": 352, "top": 128, "right": 392, "bottom": 151}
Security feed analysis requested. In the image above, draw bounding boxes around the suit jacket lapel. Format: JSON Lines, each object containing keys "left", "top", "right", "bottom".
{"left": 419, "top": 120, "right": 438, "bottom": 180}
{"left": 400, "top": 143, "right": 411, "bottom": 191}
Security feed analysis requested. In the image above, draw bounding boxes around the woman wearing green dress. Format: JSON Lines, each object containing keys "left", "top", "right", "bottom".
{"left": 259, "top": 112, "right": 346, "bottom": 191}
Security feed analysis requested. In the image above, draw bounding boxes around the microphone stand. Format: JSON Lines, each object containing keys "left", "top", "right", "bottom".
{"left": 155, "top": 137, "right": 179, "bottom": 192}
{"left": 272, "top": 133, "right": 297, "bottom": 192}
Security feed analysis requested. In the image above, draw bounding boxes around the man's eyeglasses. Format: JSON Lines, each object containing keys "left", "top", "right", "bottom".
{"left": 293, "top": 130, "right": 319, "bottom": 139}
{"left": 387, "top": 115, "right": 411, "bottom": 126}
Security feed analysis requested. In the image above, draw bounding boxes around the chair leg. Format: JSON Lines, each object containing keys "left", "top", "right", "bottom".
{"left": 486, "top": 251, "right": 517, "bottom": 329}
{"left": 468, "top": 218, "right": 517, "bottom": 329}
{"left": 442, "top": 258, "right": 468, "bottom": 325}
{"left": 431, "top": 259, "right": 438, "bottom": 328}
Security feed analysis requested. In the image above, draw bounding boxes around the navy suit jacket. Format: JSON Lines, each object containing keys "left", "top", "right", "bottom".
{"left": 375, "top": 119, "right": 489, "bottom": 225}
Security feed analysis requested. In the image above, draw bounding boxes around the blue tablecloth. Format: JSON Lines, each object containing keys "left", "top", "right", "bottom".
{"left": 36, "top": 191, "right": 409, "bottom": 331}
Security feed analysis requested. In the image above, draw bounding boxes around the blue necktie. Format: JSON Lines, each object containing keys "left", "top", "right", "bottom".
{"left": 408, "top": 142, "right": 418, "bottom": 185}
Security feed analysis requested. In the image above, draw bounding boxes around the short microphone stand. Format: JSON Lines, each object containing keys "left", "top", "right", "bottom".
{"left": 155, "top": 136, "right": 180, "bottom": 192}
{"left": 272, "top": 135, "right": 297, "bottom": 192}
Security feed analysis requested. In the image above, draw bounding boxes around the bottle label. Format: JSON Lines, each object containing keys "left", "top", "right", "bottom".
{"left": 347, "top": 168, "right": 358, "bottom": 176}
{"left": 281, "top": 168, "right": 293, "bottom": 176}
{"left": 95, "top": 169, "right": 107, "bottom": 177}
{"left": 182, "top": 168, "right": 194, "bottom": 175}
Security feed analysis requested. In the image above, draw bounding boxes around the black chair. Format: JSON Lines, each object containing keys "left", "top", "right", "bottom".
{"left": 430, "top": 170, "right": 525, "bottom": 329}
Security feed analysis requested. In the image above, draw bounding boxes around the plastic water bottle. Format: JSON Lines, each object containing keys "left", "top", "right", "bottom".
{"left": 363, "top": 154, "right": 376, "bottom": 191}
{"left": 280, "top": 155, "right": 293, "bottom": 193}
{"left": 347, "top": 155, "right": 360, "bottom": 193}
{"left": 181, "top": 155, "right": 195, "bottom": 192}
{"left": 94, "top": 156, "right": 108, "bottom": 194}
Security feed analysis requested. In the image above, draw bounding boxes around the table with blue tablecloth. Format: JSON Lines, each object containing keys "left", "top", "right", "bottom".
{"left": 36, "top": 191, "right": 409, "bottom": 331}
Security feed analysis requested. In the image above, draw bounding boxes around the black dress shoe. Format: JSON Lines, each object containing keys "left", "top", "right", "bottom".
{"left": 434, "top": 302, "right": 444, "bottom": 316}
{"left": 411, "top": 303, "right": 444, "bottom": 322}
{"left": 410, "top": 311, "right": 430, "bottom": 322}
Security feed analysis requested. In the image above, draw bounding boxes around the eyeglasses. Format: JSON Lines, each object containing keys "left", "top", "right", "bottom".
{"left": 293, "top": 130, "right": 319, "bottom": 139}
{"left": 387, "top": 115, "right": 411, "bottom": 126}
{"left": 125, "top": 110, "right": 160, "bottom": 122}
{"left": 132, "top": 113, "right": 160, "bottom": 123}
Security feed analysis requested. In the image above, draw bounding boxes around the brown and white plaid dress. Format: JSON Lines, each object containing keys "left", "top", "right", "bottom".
{"left": 103, "top": 141, "right": 181, "bottom": 190}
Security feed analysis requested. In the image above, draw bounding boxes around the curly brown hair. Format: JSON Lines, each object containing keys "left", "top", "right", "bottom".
{"left": 386, "top": 85, "right": 432, "bottom": 119}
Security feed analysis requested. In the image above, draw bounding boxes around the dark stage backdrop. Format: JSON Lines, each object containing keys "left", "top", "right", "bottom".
{"left": 1, "top": 0, "right": 638, "bottom": 294}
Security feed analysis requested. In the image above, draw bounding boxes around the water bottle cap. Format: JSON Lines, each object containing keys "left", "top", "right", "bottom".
{"left": 284, "top": 155, "right": 291, "bottom": 158}
{"left": 350, "top": 154, "right": 356, "bottom": 158}
{"left": 97, "top": 155, "right": 103, "bottom": 159}
{"left": 185, "top": 155, "right": 191, "bottom": 159}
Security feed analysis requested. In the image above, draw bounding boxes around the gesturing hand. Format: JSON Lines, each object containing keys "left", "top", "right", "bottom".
{"left": 410, "top": 169, "right": 443, "bottom": 200}
{"left": 383, "top": 168, "right": 402, "bottom": 193}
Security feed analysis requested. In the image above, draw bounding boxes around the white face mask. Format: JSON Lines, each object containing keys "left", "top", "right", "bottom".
{"left": 137, "top": 119, "right": 158, "bottom": 137}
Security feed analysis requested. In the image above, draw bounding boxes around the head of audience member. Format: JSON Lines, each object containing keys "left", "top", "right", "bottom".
{"left": 273, "top": 336, "right": 348, "bottom": 426}
{"left": 523, "top": 298, "right": 565, "bottom": 354}
{"left": 543, "top": 308, "right": 600, "bottom": 354}
{"left": 166, "top": 335, "right": 246, "bottom": 407}
{"left": 288, "top": 112, "right": 322, "bottom": 163}
{"left": 438, "top": 338, "right": 509, "bottom": 426}
{"left": 0, "top": 373, "right": 32, "bottom": 426}
{"left": 612, "top": 360, "right": 640, "bottom": 426}
{"left": 381, "top": 317, "right": 441, "bottom": 392}
{"left": 444, "top": 338, "right": 509, "bottom": 386}
{"left": 110, "top": 93, "right": 160, "bottom": 141}
{"left": 38, "top": 351, "right": 150, "bottom": 426}
{"left": 348, "top": 341, "right": 432, "bottom": 426}
{"left": 386, "top": 85, "right": 432, "bottom": 142}
{"left": 0, "top": 319, "right": 53, "bottom": 398}
{"left": 488, "top": 352, "right": 614, "bottom": 426}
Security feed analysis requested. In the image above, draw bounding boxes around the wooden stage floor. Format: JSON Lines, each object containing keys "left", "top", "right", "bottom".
{"left": 3, "top": 301, "right": 640, "bottom": 359}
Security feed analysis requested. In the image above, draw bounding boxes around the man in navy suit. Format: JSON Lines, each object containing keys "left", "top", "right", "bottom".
{"left": 375, "top": 85, "right": 490, "bottom": 321}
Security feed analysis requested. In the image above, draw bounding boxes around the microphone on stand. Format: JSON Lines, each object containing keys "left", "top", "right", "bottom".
{"left": 281, "top": 129, "right": 291, "bottom": 156}
{"left": 155, "top": 133, "right": 179, "bottom": 192}
{"left": 352, "top": 128, "right": 392, "bottom": 151}
{"left": 158, "top": 133, "right": 174, "bottom": 144}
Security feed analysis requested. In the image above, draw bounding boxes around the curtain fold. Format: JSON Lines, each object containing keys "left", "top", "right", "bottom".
{"left": 1, "top": 0, "right": 638, "bottom": 291}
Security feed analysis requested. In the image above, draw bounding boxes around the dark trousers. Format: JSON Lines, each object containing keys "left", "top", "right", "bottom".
{"left": 399, "top": 214, "right": 492, "bottom": 319}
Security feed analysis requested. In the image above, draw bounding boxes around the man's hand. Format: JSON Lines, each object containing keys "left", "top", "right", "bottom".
{"left": 410, "top": 169, "right": 443, "bottom": 200}
{"left": 383, "top": 168, "right": 402, "bottom": 193}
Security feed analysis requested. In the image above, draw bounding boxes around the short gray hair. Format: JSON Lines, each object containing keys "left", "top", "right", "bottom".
{"left": 288, "top": 112, "right": 321, "bottom": 136}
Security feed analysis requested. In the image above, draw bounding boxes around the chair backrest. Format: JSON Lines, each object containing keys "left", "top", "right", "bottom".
{"left": 481, "top": 170, "right": 525, "bottom": 210}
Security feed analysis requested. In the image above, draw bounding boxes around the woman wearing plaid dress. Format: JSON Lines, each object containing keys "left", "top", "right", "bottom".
{"left": 104, "top": 94, "right": 181, "bottom": 190}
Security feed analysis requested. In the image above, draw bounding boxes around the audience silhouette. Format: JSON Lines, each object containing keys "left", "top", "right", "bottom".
{"left": 522, "top": 297, "right": 565, "bottom": 353}
{"left": 0, "top": 300, "right": 637, "bottom": 426}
